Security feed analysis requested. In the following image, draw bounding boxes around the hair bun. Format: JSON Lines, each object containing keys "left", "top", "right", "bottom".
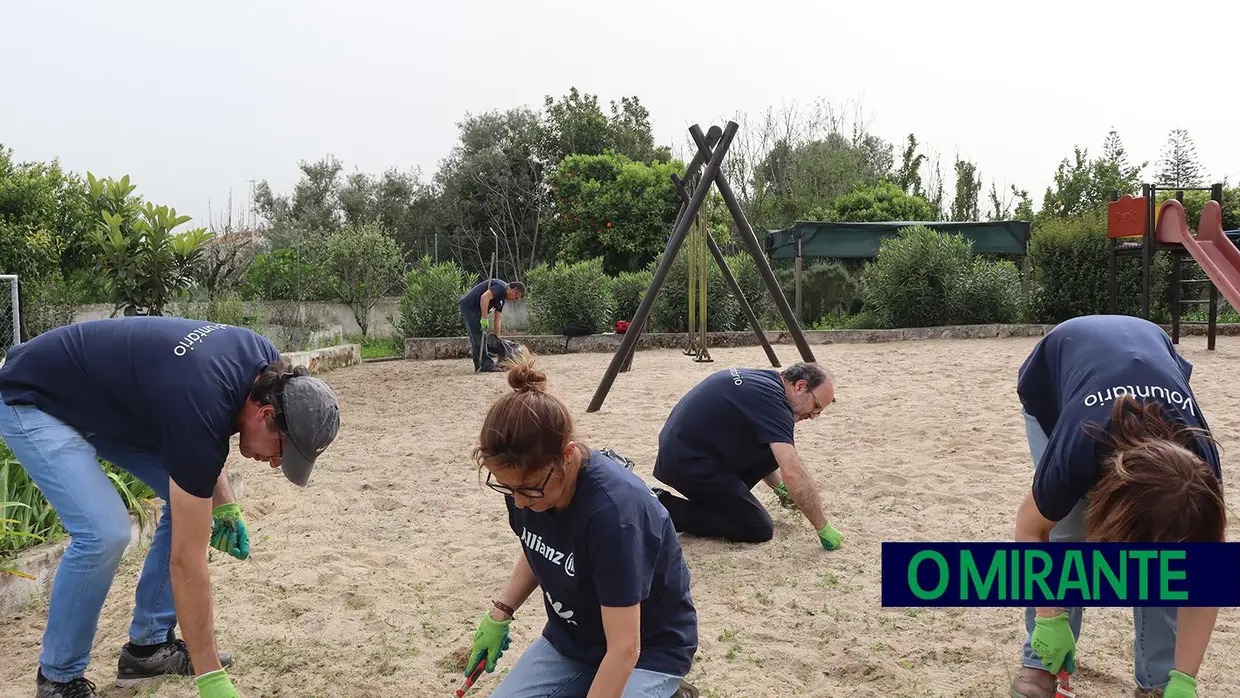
{"left": 505, "top": 348, "right": 547, "bottom": 393}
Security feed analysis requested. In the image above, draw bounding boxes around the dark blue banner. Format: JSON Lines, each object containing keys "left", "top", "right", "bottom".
{"left": 881, "top": 542, "right": 1240, "bottom": 607}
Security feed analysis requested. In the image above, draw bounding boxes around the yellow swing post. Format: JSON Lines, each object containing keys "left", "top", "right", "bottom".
{"left": 684, "top": 208, "right": 699, "bottom": 356}
{"left": 694, "top": 203, "right": 712, "bottom": 363}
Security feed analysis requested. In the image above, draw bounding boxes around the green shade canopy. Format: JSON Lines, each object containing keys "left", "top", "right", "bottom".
{"left": 765, "top": 220, "right": 1032, "bottom": 260}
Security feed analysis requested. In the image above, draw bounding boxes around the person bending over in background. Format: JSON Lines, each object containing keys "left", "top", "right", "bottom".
{"left": 465, "top": 348, "right": 699, "bottom": 698}
{"left": 0, "top": 317, "right": 340, "bottom": 698}
{"left": 1010, "top": 314, "right": 1225, "bottom": 698}
{"left": 459, "top": 277, "right": 526, "bottom": 373}
{"left": 651, "top": 362, "right": 844, "bottom": 550}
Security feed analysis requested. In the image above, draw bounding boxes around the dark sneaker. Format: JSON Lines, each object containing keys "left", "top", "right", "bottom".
{"left": 36, "top": 670, "right": 99, "bottom": 698}
{"left": 115, "top": 638, "right": 233, "bottom": 687}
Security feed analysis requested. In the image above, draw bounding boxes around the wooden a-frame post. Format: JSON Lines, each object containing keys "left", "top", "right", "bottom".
{"left": 586, "top": 121, "right": 816, "bottom": 413}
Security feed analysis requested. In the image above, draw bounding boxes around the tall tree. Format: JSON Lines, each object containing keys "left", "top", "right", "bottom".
{"left": 434, "top": 107, "right": 548, "bottom": 279}
{"left": 537, "top": 88, "right": 670, "bottom": 167}
{"left": 950, "top": 157, "right": 982, "bottom": 221}
{"left": 1095, "top": 128, "right": 1145, "bottom": 197}
{"left": 895, "top": 134, "right": 926, "bottom": 198}
{"left": 1156, "top": 128, "right": 1205, "bottom": 188}
{"left": 987, "top": 182, "right": 1031, "bottom": 221}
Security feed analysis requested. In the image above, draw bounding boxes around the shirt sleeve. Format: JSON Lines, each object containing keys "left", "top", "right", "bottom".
{"left": 154, "top": 383, "right": 234, "bottom": 498}
{"left": 1031, "top": 418, "right": 1102, "bottom": 522}
{"left": 585, "top": 505, "right": 655, "bottom": 608}
{"left": 159, "top": 413, "right": 229, "bottom": 499}
{"left": 747, "top": 381, "right": 796, "bottom": 446}
{"left": 490, "top": 281, "right": 507, "bottom": 311}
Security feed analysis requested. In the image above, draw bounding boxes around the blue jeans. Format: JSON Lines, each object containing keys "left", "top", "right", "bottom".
{"left": 461, "top": 305, "right": 494, "bottom": 371}
{"left": 0, "top": 396, "right": 178, "bottom": 683}
{"left": 489, "top": 636, "right": 686, "bottom": 698}
{"left": 1019, "top": 410, "right": 1177, "bottom": 690}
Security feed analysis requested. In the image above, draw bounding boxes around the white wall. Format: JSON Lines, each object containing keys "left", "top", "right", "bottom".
{"left": 71, "top": 296, "right": 530, "bottom": 338}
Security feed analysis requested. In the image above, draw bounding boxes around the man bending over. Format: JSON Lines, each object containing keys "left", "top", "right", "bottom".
{"left": 652, "top": 362, "right": 844, "bottom": 549}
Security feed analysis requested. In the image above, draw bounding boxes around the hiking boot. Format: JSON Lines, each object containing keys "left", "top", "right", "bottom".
{"left": 115, "top": 637, "right": 233, "bottom": 687}
{"left": 36, "top": 670, "right": 99, "bottom": 698}
{"left": 1008, "top": 666, "right": 1058, "bottom": 698}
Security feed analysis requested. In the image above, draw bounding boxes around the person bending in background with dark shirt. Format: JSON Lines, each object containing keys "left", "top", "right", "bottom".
{"left": 0, "top": 317, "right": 340, "bottom": 698}
{"left": 465, "top": 349, "right": 698, "bottom": 698}
{"left": 651, "top": 362, "right": 844, "bottom": 550}
{"left": 459, "top": 277, "right": 526, "bottom": 373}
{"left": 1009, "top": 314, "right": 1225, "bottom": 698}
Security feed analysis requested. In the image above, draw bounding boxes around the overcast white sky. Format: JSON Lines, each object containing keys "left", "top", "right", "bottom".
{"left": 3, "top": 0, "right": 1237, "bottom": 229}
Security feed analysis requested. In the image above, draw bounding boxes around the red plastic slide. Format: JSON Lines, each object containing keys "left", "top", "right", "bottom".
{"left": 1155, "top": 199, "right": 1240, "bottom": 312}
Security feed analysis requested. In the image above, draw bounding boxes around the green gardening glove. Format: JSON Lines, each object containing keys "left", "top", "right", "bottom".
{"left": 773, "top": 482, "right": 797, "bottom": 510}
{"left": 816, "top": 521, "right": 843, "bottom": 550}
{"left": 1163, "top": 670, "right": 1199, "bottom": 698}
{"left": 1030, "top": 612, "right": 1077, "bottom": 674}
{"left": 196, "top": 668, "right": 240, "bottom": 698}
{"left": 480, "top": 317, "right": 489, "bottom": 333}
{"left": 210, "top": 503, "right": 250, "bottom": 560}
{"left": 466, "top": 612, "right": 512, "bottom": 675}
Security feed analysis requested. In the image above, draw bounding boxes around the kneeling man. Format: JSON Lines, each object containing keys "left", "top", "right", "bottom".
{"left": 652, "top": 362, "right": 844, "bottom": 549}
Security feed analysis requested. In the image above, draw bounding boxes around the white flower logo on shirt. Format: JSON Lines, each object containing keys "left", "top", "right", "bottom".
{"left": 546, "top": 591, "right": 577, "bottom": 625}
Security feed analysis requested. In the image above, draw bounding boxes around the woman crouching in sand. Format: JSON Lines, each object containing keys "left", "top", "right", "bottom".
{"left": 463, "top": 348, "right": 699, "bottom": 698}
{"left": 1010, "top": 314, "right": 1227, "bottom": 698}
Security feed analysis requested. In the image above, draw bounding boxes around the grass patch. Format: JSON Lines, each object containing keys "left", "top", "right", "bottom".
{"left": 1, "top": 440, "right": 158, "bottom": 574}
{"left": 343, "top": 334, "right": 404, "bottom": 360}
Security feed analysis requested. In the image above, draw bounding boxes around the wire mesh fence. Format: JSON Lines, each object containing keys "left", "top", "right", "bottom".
{"left": 0, "top": 275, "right": 19, "bottom": 362}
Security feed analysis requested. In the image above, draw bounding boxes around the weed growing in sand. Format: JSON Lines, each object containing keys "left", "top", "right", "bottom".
{"left": 717, "top": 628, "right": 742, "bottom": 660}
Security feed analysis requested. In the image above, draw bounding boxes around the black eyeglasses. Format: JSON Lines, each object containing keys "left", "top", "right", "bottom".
{"left": 486, "top": 468, "right": 554, "bottom": 498}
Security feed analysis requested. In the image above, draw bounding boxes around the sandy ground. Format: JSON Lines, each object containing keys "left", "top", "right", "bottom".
{"left": 2, "top": 336, "right": 1240, "bottom": 698}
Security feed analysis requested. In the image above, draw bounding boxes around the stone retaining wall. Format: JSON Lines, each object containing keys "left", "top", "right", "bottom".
{"left": 1, "top": 500, "right": 162, "bottom": 616}
{"left": 404, "top": 322, "right": 1240, "bottom": 361}
{"left": 283, "top": 343, "right": 362, "bottom": 374}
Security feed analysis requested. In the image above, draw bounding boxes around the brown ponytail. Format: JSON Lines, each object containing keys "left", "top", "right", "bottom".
{"left": 472, "top": 348, "right": 585, "bottom": 476}
{"left": 1084, "top": 396, "right": 1227, "bottom": 543}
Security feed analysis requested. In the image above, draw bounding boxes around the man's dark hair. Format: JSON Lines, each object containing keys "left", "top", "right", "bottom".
{"left": 509, "top": 281, "right": 526, "bottom": 294}
{"left": 780, "top": 361, "right": 832, "bottom": 390}
{"left": 249, "top": 360, "right": 311, "bottom": 431}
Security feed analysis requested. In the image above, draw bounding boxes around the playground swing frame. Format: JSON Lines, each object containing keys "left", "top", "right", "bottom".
{"left": 682, "top": 196, "right": 713, "bottom": 363}
{"left": 591, "top": 121, "right": 817, "bottom": 413}
{"left": 1106, "top": 182, "right": 1226, "bottom": 349}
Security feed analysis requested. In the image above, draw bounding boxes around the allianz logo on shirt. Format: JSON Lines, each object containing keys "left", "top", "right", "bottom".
{"left": 520, "top": 527, "right": 575, "bottom": 577}
{"left": 1083, "top": 384, "right": 1196, "bottom": 416}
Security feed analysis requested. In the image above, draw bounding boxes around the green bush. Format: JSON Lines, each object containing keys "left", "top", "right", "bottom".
{"left": 861, "top": 225, "right": 1022, "bottom": 327}
{"left": 612, "top": 270, "right": 653, "bottom": 324}
{"left": 397, "top": 256, "right": 469, "bottom": 339}
{"left": 525, "top": 257, "right": 615, "bottom": 334}
{"left": 649, "top": 253, "right": 739, "bottom": 333}
{"left": 776, "top": 261, "right": 862, "bottom": 327}
{"left": 724, "top": 253, "right": 772, "bottom": 330}
{"left": 951, "top": 257, "right": 1025, "bottom": 324}
{"left": 1026, "top": 212, "right": 1169, "bottom": 323}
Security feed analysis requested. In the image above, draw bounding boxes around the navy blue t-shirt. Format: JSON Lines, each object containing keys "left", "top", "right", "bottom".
{"left": 1017, "top": 314, "right": 1222, "bottom": 522}
{"left": 505, "top": 449, "right": 698, "bottom": 677}
{"left": 653, "top": 367, "right": 795, "bottom": 482}
{"left": 460, "top": 279, "right": 509, "bottom": 315}
{"left": 0, "top": 317, "right": 283, "bottom": 499}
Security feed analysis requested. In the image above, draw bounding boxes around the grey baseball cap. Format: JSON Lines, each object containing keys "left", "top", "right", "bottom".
{"left": 280, "top": 375, "right": 341, "bottom": 486}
